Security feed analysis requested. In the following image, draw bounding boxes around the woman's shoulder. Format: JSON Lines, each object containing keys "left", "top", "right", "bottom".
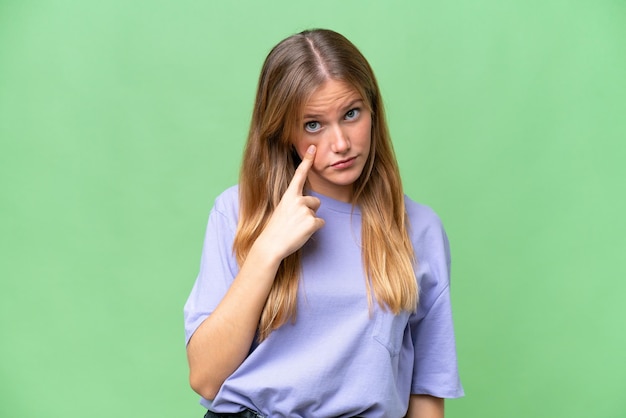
{"left": 403, "top": 195, "right": 444, "bottom": 233}
{"left": 214, "top": 184, "right": 239, "bottom": 205}
{"left": 209, "top": 185, "right": 240, "bottom": 221}
{"left": 403, "top": 194, "right": 450, "bottom": 258}
{"left": 403, "top": 195, "right": 452, "bottom": 294}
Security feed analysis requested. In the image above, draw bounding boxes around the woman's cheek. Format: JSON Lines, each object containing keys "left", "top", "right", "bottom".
{"left": 312, "top": 156, "right": 324, "bottom": 173}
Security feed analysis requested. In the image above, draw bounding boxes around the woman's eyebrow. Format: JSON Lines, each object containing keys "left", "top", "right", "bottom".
{"left": 341, "top": 99, "right": 364, "bottom": 111}
{"left": 303, "top": 99, "right": 364, "bottom": 120}
{"left": 303, "top": 111, "right": 322, "bottom": 120}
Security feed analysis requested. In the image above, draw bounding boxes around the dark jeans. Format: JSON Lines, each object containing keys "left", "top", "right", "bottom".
{"left": 204, "top": 409, "right": 264, "bottom": 418}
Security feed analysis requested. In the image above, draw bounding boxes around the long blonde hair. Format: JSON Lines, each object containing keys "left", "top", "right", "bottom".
{"left": 234, "top": 29, "right": 417, "bottom": 341}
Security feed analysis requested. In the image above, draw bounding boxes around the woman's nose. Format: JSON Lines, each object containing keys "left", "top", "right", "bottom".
{"left": 330, "top": 125, "right": 350, "bottom": 153}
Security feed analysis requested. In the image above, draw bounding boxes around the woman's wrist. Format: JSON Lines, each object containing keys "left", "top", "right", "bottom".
{"left": 247, "top": 237, "right": 284, "bottom": 273}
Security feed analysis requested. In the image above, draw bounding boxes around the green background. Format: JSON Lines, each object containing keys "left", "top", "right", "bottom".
{"left": 1, "top": 1, "right": 625, "bottom": 417}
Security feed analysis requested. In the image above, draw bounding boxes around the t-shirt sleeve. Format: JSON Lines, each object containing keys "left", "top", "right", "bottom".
{"left": 409, "top": 216, "right": 464, "bottom": 398}
{"left": 183, "top": 190, "right": 239, "bottom": 346}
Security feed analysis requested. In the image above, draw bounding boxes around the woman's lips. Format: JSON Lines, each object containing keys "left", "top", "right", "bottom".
{"left": 330, "top": 156, "right": 357, "bottom": 169}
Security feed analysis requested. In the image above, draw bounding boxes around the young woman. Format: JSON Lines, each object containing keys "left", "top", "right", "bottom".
{"left": 184, "top": 29, "right": 464, "bottom": 418}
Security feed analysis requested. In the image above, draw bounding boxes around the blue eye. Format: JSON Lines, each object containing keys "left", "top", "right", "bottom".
{"left": 345, "top": 108, "right": 360, "bottom": 120}
{"left": 304, "top": 121, "right": 321, "bottom": 132}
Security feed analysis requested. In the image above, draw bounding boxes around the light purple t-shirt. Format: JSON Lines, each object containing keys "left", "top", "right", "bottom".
{"left": 184, "top": 186, "right": 464, "bottom": 417}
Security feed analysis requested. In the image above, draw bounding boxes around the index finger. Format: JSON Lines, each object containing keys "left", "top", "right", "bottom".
{"left": 287, "top": 145, "right": 316, "bottom": 195}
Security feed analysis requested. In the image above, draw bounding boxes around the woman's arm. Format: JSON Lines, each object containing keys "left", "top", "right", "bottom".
{"left": 186, "top": 244, "right": 281, "bottom": 400}
{"left": 405, "top": 395, "right": 444, "bottom": 418}
{"left": 186, "top": 145, "right": 323, "bottom": 400}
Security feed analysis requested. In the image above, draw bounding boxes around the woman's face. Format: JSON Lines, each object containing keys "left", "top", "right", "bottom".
{"left": 292, "top": 79, "right": 372, "bottom": 202}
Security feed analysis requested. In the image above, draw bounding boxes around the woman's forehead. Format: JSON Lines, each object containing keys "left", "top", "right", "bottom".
{"left": 302, "top": 80, "right": 363, "bottom": 114}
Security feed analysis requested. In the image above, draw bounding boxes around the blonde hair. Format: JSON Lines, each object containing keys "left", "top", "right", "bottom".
{"left": 234, "top": 29, "right": 417, "bottom": 341}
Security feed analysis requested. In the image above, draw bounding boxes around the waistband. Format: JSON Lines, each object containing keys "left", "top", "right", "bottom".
{"left": 204, "top": 408, "right": 264, "bottom": 418}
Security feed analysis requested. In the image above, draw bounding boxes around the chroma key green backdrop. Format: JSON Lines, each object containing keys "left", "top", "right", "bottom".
{"left": 1, "top": 1, "right": 625, "bottom": 417}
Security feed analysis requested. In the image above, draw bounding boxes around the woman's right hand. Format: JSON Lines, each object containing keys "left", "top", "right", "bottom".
{"left": 187, "top": 145, "right": 325, "bottom": 400}
{"left": 254, "top": 144, "right": 325, "bottom": 261}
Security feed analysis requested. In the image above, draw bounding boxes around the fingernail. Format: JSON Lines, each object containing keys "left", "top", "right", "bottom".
{"left": 307, "top": 145, "right": 316, "bottom": 154}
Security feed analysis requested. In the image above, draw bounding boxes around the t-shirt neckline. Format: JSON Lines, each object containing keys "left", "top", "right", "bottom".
{"left": 307, "top": 189, "right": 361, "bottom": 215}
